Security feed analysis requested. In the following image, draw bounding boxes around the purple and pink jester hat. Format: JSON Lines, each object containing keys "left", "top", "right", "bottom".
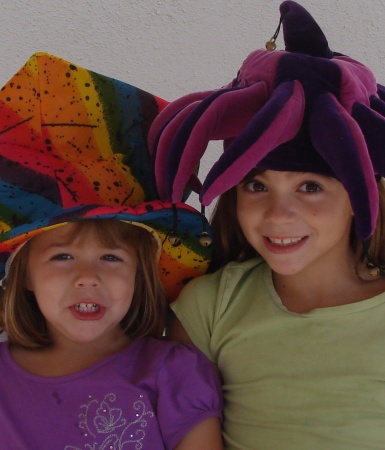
{"left": 149, "top": 0, "right": 385, "bottom": 241}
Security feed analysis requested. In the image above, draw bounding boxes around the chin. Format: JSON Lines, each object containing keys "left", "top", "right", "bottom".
{"left": 266, "top": 260, "right": 305, "bottom": 276}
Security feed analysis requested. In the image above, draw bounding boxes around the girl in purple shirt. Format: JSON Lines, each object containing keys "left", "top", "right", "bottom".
{"left": 0, "top": 52, "right": 222, "bottom": 450}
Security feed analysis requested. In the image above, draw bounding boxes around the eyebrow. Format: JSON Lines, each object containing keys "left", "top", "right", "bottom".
{"left": 38, "top": 242, "right": 71, "bottom": 252}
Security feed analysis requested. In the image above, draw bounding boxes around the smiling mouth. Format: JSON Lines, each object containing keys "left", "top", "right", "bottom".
{"left": 267, "top": 237, "right": 305, "bottom": 246}
{"left": 74, "top": 303, "right": 100, "bottom": 313}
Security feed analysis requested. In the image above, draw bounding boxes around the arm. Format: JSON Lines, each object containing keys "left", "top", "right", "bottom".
{"left": 157, "top": 342, "right": 223, "bottom": 450}
{"left": 173, "top": 417, "right": 223, "bottom": 450}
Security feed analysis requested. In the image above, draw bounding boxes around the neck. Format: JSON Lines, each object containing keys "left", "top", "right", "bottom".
{"left": 272, "top": 249, "right": 385, "bottom": 313}
{"left": 10, "top": 332, "right": 132, "bottom": 377}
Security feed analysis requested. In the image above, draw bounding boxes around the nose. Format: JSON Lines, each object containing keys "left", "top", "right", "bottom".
{"left": 74, "top": 264, "right": 100, "bottom": 288}
{"left": 264, "top": 194, "right": 295, "bottom": 224}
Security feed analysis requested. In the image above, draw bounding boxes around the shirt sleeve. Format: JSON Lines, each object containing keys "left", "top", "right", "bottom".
{"left": 156, "top": 342, "right": 223, "bottom": 450}
{"left": 170, "top": 270, "right": 223, "bottom": 360}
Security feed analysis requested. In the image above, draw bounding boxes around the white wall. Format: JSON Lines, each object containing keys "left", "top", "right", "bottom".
{"left": 1, "top": 0, "right": 385, "bottom": 211}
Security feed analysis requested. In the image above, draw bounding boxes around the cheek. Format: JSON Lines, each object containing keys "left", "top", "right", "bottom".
{"left": 25, "top": 268, "right": 41, "bottom": 293}
{"left": 25, "top": 272, "right": 33, "bottom": 291}
{"left": 113, "top": 270, "right": 136, "bottom": 294}
{"left": 236, "top": 206, "right": 251, "bottom": 234}
{"left": 236, "top": 194, "right": 253, "bottom": 220}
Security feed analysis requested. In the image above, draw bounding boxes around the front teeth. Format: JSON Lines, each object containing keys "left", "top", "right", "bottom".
{"left": 74, "top": 303, "right": 99, "bottom": 313}
{"left": 268, "top": 237, "right": 303, "bottom": 246}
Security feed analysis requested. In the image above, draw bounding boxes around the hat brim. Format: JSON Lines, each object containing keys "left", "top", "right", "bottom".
{"left": 0, "top": 200, "right": 212, "bottom": 302}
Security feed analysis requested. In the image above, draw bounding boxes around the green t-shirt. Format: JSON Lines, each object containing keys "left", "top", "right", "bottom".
{"left": 172, "top": 258, "right": 385, "bottom": 449}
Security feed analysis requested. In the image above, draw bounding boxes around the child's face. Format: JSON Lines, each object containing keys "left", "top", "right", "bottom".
{"left": 236, "top": 170, "right": 354, "bottom": 276}
{"left": 25, "top": 222, "right": 137, "bottom": 346}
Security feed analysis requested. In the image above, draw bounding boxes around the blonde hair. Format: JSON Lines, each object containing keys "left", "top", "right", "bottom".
{"left": 0, "top": 220, "right": 166, "bottom": 348}
{"left": 209, "top": 174, "right": 385, "bottom": 274}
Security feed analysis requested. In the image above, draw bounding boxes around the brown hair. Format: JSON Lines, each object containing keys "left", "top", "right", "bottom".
{"left": 0, "top": 220, "right": 166, "bottom": 348}
{"left": 357, "top": 179, "right": 385, "bottom": 270}
{"left": 208, "top": 174, "right": 385, "bottom": 274}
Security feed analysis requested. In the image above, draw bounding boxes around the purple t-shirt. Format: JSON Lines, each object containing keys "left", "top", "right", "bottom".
{"left": 0, "top": 338, "right": 222, "bottom": 449}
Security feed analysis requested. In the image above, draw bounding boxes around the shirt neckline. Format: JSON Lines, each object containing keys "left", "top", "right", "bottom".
{"left": 262, "top": 263, "right": 385, "bottom": 317}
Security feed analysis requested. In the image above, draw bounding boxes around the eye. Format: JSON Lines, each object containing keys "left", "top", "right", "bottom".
{"left": 243, "top": 180, "right": 266, "bottom": 192}
{"left": 101, "top": 254, "right": 122, "bottom": 262}
{"left": 299, "top": 182, "right": 322, "bottom": 193}
{"left": 50, "top": 253, "right": 72, "bottom": 261}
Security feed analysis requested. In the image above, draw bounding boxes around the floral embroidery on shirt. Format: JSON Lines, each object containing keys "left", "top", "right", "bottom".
{"left": 64, "top": 393, "right": 154, "bottom": 450}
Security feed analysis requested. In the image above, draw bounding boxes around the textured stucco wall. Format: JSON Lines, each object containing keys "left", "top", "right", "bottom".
{"left": 1, "top": 0, "right": 385, "bottom": 211}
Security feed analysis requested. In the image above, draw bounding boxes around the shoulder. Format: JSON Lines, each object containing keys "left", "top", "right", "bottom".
{"left": 148, "top": 338, "right": 222, "bottom": 391}
{"left": 133, "top": 338, "right": 221, "bottom": 395}
{"left": 137, "top": 337, "right": 213, "bottom": 366}
{"left": 136, "top": 338, "right": 218, "bottom": 380}
{"left": 170, "top": 258, "right": 267, "bottom": 354}
{"left": 180, "top": 257, "right": 266, "bottom": 295}
{"left": 175, "top": 257, "right": 266, "bottom": 311}
{"left": 0, "top": 341, "right": 8, "bottom": 358}
{"left": 0, "top": 341, "right": 7, "bottom": 363}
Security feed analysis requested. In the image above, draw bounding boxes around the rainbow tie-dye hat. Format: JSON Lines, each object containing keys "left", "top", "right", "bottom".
{"left": 0, "top": 52, "right": 212, "bottom": 302}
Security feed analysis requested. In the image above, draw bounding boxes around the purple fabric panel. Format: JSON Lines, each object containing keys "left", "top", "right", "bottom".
{"left": 274, "top": 53, "right": 341, "bottom": 101}
{"left": 150, "top": 91, "right": 214, "bottom": 200}
{"left": 310, "top": 93, "right": 377, "bottom": 240}
{"left": 164, "top": 86, "right": 249, "bottom": 200}
{"left": 0, "top": 338, "right": 222, "bottom": 450}
{"left": 333, "top": 57, "right": 377, "bottom": 111}
{"left": 236, "top": 49, "right": 281, "bottom": 90}
{"left": 154, "top": 101, "right": 199, "bottom": 199}
{"left": 376, "top": 83, "right": 385, "bottom": 102}
{"left": 370, "top": 95, "right": 385, "bottom": 117}
{"left": 171, "top": 82, "right": 268, "bottom": 203}
{"left": 148, "top": 90, "right": 213, "bottom": 153}
{"left": 201, "top": 80, "right": 304, "bottom": 205}
{"left": 280, "top": 1, "right": 332, "bottom": 58}
{"left": 184, "top": 172, "right": 203, "bottom": 198}
{"left": 353, "top": 102, "right": 385, "bottom": 175}
{"left": 256, "top": 131, "right": 335, "bottom": 176}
